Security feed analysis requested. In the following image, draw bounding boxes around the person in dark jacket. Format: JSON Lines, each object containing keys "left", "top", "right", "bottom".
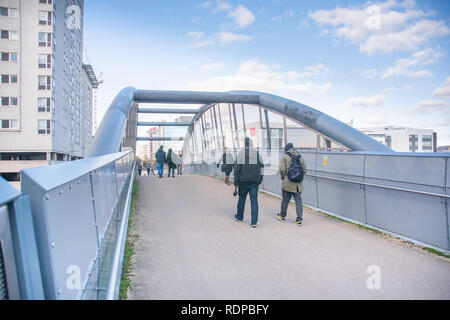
{"left": 155, "top": 146, "right": 166, "bottom": 178}
{"left": 137, "top": 162, "right": 143, "bottom": 176}
{"left": 217, "top": 148, "right": 234, "bottom": 185}
{"left": 234, "top": 137, "right": 264, "bottom": 228}
{"left": 166, "top": 148, "right": 177, "bottom": 178}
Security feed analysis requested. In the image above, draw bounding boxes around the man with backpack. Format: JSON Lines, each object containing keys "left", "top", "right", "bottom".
{"left": 277, "top": 143, "right": 307, "bottom": 225}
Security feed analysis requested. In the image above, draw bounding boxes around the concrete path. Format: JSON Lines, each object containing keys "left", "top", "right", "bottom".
{"left": 129, "top": 174, "right": 450, "bottom": 300}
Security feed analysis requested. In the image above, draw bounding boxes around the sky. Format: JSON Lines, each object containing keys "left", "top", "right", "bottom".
{"left": 83, "top": 0, "right": 450, "bottom": 146}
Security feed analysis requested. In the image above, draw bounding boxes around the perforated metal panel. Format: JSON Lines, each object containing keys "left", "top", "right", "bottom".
{"left": 0, "top": 244, "right": 8, "bottom": 300}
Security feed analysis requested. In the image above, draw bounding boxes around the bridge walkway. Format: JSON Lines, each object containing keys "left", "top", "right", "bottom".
{"left": 128, "top": 174, "right": 450, "bottom": 299}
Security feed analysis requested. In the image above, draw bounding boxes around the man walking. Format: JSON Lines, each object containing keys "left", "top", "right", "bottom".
{"left": 155, "top": 146, "right": 166, "bottom": 178}
{"left": 234, "top": 137, "right": 264, "bottom": 228}
{"left": 277, "top": 143, "right": 307, "bottom": 225}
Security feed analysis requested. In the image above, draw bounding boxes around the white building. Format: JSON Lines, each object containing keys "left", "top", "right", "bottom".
{"left": 0, "top": 0, "right": 96, "bottom": 189}
{"left": 358, "top": 126, "right": 437, "bottom": 153}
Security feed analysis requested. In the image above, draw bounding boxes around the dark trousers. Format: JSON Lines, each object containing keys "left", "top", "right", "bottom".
{"left": 168, "top": 167, "right": 175, "bottom": 177}
{"left": 280, "top": 190, "right": 303, "bottom": 221}
{"left": 236, "top": 183, "right": 259, "bottom": 225}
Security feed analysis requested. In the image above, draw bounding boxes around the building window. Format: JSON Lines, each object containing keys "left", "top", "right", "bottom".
{"left": 422, "top": 135, "right": 432, "bottom": 151}
{"left": 385, "top": 135, "right": 392, "bottom": 148}
{"left": 38, "top": 98, "right": 52, "bottom": 112}
{"left": 9, "top": 30, "right": 18, "bottom": 40}
{"left": 409, "top": 134, "right": 418, "bottom": 152}
{"left": 1, "top": 119, "right": 18, "bottom": 129}
{"left": 1, "top": 97, "right": 17, "bottom": 106}
{"left": 38, "top": 54, "right": 51, "bottom": 68}
{"left": 39, "top": 0, "right": 52, "bottom": 4}
{"left": 0, "top": 7, "right": 18, "bottom": 17}
{"left": 1, "top": 52, "right": 17, "bottom": 62}
{"left": 38, "top": 120, "right": 51, "bottom": 134}
{"left": 38, "top": 32, "right": 51, "bottom": 47}
{"left": 38, "top": 75, "right": 51, "bottom": 90}
{"left": 38, "top": 11, "right": 52, "bottom": 25}
{"left": 1, "top": 30, "right": 18, "bottom": 40}
{"left": 1, "top": 74, "right": 17, "bottom": 84}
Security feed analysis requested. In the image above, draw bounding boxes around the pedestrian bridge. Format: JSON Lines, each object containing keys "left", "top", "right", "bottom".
{"left": 0, "top": 88, "right": 449, "bottom": 300}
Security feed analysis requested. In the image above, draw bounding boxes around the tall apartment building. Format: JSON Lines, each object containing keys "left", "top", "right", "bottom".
{"left": 0, "top": 0, "right": 97, "bottom": 189}
{"left": 358, "top": 126, "right": 437, "bottom": 153}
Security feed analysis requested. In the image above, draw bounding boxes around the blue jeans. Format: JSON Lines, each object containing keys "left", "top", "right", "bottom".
{"left": 236, "top": 183, "right": 259, "bottom": 225}
{"left": 157, "top": 162, "right": 164, "bottom": 177}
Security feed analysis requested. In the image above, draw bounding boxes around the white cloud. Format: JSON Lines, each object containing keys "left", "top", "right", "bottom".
{"left": 211, "top": 0, "right": 232, "bottom": 13}
{"left": 201, "top": 1, "right": 213, "bottom": 9}
{"left": 382, "top": 86, "right": 396, "bottom": 93}
{"left": 187, "top": 31, "right": 204, "bottom": 40}
{"left": 200, "top": 62, "right": 225, "bottom": 71}
{"left": 187, "top": 31, "right": 215, "bottom": 47}
{"left": 412, "top": 100, "right": 450, "bottom": 113}
{"left": 360, "top": 69, "right": 378, "bottom": 79}
{"left": 270, "top": 10, "right": 294, "bottom": 23}
{"left": 228, "top": 5, "right": 256, "bottom": 29}
{"left": 216, "top": 32, "right": 253, "bottom": 45}
{"left": 186, "top": 59, "right": 332, "bottom": 96}
{"left": 187, "top": 30, "right": 253, "bottom": 46}
{"left": 345, "top": 94, "right": 385, "bottom": 107}
{"left": 299, "top": 63, "right": 330, "bottom": 77}
{"left": 432, "top": 77, "right": 450, "bottom": 99}
{"left": 381, "top": 48, "right": 444, "bottom": 79}
{"left": 309, "top": 0, "right": 450, "bottom": 55}
{"left": 298, "top": 19, "right": 310, "bottom": 30}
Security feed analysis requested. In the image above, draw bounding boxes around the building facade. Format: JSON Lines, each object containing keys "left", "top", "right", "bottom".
{"left": 0, "top": 0, "right": 96, "bottom": 189}
{"left": 358, "top": 126, "right": 437, "bottom": 153}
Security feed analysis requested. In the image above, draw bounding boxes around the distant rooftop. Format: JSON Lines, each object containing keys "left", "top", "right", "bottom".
{"left": 82, "top": 64, "right": 99, "bottom": 89}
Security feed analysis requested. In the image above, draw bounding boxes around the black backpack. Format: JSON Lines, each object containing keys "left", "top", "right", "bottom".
{"left": 286, "top": 153, "right": 304, "bottom": 183}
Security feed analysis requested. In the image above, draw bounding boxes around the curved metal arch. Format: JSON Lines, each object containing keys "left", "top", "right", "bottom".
{"left": 87, "top": 88, "right": 393, "bottom": 157}
{"left": 187, "top": 90, "right": 392, "bottom": 152}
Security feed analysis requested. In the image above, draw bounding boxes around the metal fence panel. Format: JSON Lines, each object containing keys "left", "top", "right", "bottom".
{"left": 44, "top": 175, "right": 98, "bottom": 300}
{"left": 21, "top": 151, "right": 135, "bottom": 299}
{"left": 365, "top": 187, "right": 448, "bottom": 249}
{"left": 91, "top": 163, "right": 119, "bottom": 244}
{"left": 364, "top": 155, "right": 446, "bottom": 193}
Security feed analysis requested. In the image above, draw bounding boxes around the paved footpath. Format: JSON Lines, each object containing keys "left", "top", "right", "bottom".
{"left": 128, "top": 174, "right": 450, "bottom": 300}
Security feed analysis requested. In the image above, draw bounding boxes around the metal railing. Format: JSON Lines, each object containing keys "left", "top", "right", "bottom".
{"left": 0, "top": 178, "right": 44, "bottom": 300}
{"left": 20, "top": 150, "right": 135, "bottom": 299}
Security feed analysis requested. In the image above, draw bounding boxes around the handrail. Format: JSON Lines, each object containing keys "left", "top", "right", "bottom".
{"left": 87, "top": 87, "right": 136, "bottom": 158}
{"left": 308, "top": 173, "right": 450, "bottom": 198}
{"left": 106, "top": 162, "right": 136, "bottom": 300}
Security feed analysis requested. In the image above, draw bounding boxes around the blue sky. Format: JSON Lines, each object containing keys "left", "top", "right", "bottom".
{"left": 84, "top": 0, "right": 450, "bottom": 145}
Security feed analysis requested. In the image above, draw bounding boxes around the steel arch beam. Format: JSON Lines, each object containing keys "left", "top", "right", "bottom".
{"left": 87, "top": 88, "right": 393, "bottom": 157}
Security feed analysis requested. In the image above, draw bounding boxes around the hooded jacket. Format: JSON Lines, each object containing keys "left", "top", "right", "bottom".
{"left": 234, "top": 147, "right": 264, "bottom": 186}
{"left": 280, "top": 148, "right": 307, "bottom": 193}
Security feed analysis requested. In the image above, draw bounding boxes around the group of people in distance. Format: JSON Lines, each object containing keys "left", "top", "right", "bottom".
{"left": 137, "top": 146, "right": 183, "bottom": 178}
{"left": 218, "top": 137, "right": 307, "bottom": 228}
